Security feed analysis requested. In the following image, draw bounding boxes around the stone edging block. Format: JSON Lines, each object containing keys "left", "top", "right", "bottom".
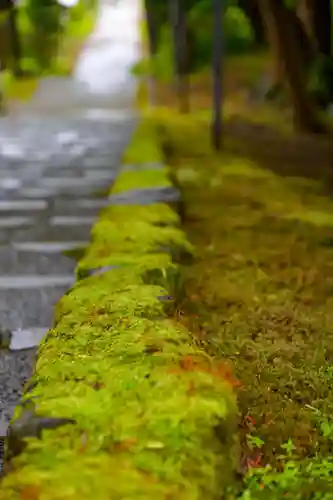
{"left": 0, "top": 119, "right": 239, "bottom": 499}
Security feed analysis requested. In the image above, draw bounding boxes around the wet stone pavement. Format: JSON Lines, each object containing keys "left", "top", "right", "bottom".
{"left": 0, "top": 114, "right": 135, "bottom": 445}
{"left": 0, "top": 0, "right": 140, "bottom": 470}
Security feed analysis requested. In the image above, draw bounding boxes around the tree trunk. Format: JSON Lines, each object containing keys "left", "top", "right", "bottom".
{"left": 211, "top": 0, "right": 224, "bottom": 150}
{"left": 144, "top": 0, "right": 158, "bottom": 105}
{"left": 257, "top": 0, "right": 326, "bottom": 134}
{"left": 144, "top": 0, "right": 158, "bottom": 56}
{"left": 297, "top": 0, "right": 331, "bottom": 56}
{"left": 238, "top": 0, "right": 266, "bottom": 46}
{"left": 8, "top": 5, "right": 22, "bottom": 77}
{"left": 312, "top": 0, "right": 331, "bottom": 56}
{"left": 169, "top": 0, "right": 190, "bottom": 113}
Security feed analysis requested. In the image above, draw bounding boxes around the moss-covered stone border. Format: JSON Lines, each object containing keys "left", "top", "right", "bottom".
{"left": 0, "top": 117, "right": 239, "bottom": 499}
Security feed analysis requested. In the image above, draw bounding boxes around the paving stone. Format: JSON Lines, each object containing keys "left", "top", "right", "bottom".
{"left": 109, "top": 186, "right": 181, "bottom": 205}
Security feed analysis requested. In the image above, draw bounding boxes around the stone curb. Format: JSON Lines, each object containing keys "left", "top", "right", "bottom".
{"left": 0, "top": 118, "right": 239, "bottom": 499}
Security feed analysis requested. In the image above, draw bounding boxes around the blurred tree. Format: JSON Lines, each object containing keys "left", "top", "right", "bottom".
{"left": 211, "top": 0, "right": 224, "bottom": 150}
{"left": 258, "top": 0, "right": 326, "bottom": 133}
{"left": 26, "top": 0, "right": 62, "bottom": 70}
{"left": 169, "top": 0, "right": 190, "bottom": 113}
{"left": 297, "top": 0, "right": 331, "bottom": 56}
{"left": 0, "top": 0, "right": 22, "bottom": 76}
{"left": 237, "top": 0, "right": 266, "bottom": 46}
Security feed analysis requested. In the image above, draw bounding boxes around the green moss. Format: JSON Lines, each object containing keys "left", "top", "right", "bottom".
{"left": 160, "top": 109, "right": 333, "bottom": 495}
{"left": 0, "top": 117, "right": 239, "bottom": 499}
{"left": 111, "top": 168, "right": 171, "bottom": 194}
{"left": 1, "top": 273, "right": 239, "bottom": 499}
{"left": 99, "top": 204, "right": 180, "bottom": 226}
{"left": 85, "top": 219, "right": 193, "bottom": 257}
{"left": 122, "top": 119, "right": 163, "bottom": 164}
{"left": 284, "top": 209, "right": 333, "bottom": 227}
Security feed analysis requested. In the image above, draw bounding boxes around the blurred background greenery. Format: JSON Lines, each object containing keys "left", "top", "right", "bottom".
{"left": 0, "top": 0, "right": 98, "bottom": 101}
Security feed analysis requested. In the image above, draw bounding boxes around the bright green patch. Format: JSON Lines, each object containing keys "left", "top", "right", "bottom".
{"left": 88, "top": 219, "right": 192, "bottom": 253}
{"left": 2, "top": 71, "right": 38, "bottom": 102}
{"left": 111, "top": 168, "right": 171, "bottom": 194}
{"left": 284, "top": 209, "right": 333, "bottom": 227}
{"left": 122, "top": 118, "right": 163, "bottom": 164}
{"left": 221, "top": 159, "right": 272, "bottom": 179}
{"left": 100, "top": 203, "right": 180, "bottom": 226}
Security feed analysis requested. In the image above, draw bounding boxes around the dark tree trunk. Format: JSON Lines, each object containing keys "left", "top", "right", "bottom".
{"left": 8, "top": 6, "right": 22, "bottom": 76}
{"left": 144, "top": 0, "right": 159, "bottom": 56}
{"left": 144, "top": 0, "right": 159, "bottom": 105}
{"left": 238, "top": 0, "right": 266, "bottom": 46}
{"left": 258, "top": 0, "right": 326, "bottom": 134}
{"left": 313, "top": 0, "right": 331, "bottom": 56}
{"left": 0, "top": 0, "right": 12, "bottom": 11}
{"left": 0, "top": 0, "right": 21, "bottom": 75}
{"left": 211, "top": 0, "right": 224, "bottom": 150}
{"left": 169, "top": 0, "right": 190, "bottom": 113}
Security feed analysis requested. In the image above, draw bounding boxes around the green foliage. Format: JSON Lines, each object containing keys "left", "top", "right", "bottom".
{"left": 308, "top": 56, "right": 333, "bottom": 109}
{"left": 25, "top": 0, "right": 62, "bottom": 33}
{"left": 189, "top": 3, "right": 254, "bottom": 67}
{"left": 13, "top": 0, "right": 97, "bottom": 74}
{"left": 136, "top": 1, "right": 255, "bottom": 81}
{"left": 238, "top": 457, "right": 333, "bottom": 499}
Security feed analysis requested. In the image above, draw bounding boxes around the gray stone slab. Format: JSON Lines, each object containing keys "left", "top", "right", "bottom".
{"left": 18, "top": 188, "right": 55, "bottom": 199}
{"left": 109, "top": 186, "right": 181, "bottom": 205}
{"left": 50, "top": 216, "right": 96, "bottom": 226}
{"left": 13, "top": 241, "right": 87, "bottom": 253}
{"left": 122, "top": 162, "right": 164, "bottom": 172}
{"left": 0, "top": 420, "right": 8, "bottom": 438}
{"left": 84, "top": 170, "right": 114, "bottom": 181}
{"left": 0, "top": 200, "right": 47, "bottom": 212}
{"left": 0, "top": 247, "right": 76, "bottom": 275}
{"left": 0, "top": 217, "right": 35, "bottom": 229}
{"left": 39, "top": 177, "right": 110, "bottom": 189}
{"left": 10, "top": 327, "right": 49, "bottom": 351}
{"left": 51, "top": 197, "right": 108, "bottom": 209}
{"left": 8, "top": 224, "right": 93, "bottom": 244}
{"left": 0, "top": 275, "right": 74, "bottom": 289}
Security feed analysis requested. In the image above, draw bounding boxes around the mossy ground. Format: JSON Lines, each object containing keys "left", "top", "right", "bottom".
{"left": 156, "top": 96, "right": 333, "bottom": 496}
{"left": 0, "top": 121, "right": 239, "bottom": 499}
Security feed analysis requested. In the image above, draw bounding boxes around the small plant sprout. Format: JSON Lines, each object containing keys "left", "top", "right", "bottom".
{"left": 246, "top": 434, "right": 264, "bottom": 450}
{"left": 280, "top": 438, "right": 296, "bottom": 458}
{"left": 305, "top": 404, "right": 333, "bottom": 440}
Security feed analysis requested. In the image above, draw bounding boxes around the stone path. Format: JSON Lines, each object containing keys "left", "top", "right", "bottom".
{"left": 0, "top": 0, "right": 140, "bottom": 454}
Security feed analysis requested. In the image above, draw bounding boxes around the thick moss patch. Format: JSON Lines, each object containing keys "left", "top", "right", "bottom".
{"left": 111, "top": 169, "right": 172, "bottom": 194}
{"left": 0, "top": 119, "right": 239, "bottom": 499}
{"left": 161, "top": 111, "right": 333, "bottom": 497}
{"left": 122, "top": 118, "right": 163, "bottom": 164}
